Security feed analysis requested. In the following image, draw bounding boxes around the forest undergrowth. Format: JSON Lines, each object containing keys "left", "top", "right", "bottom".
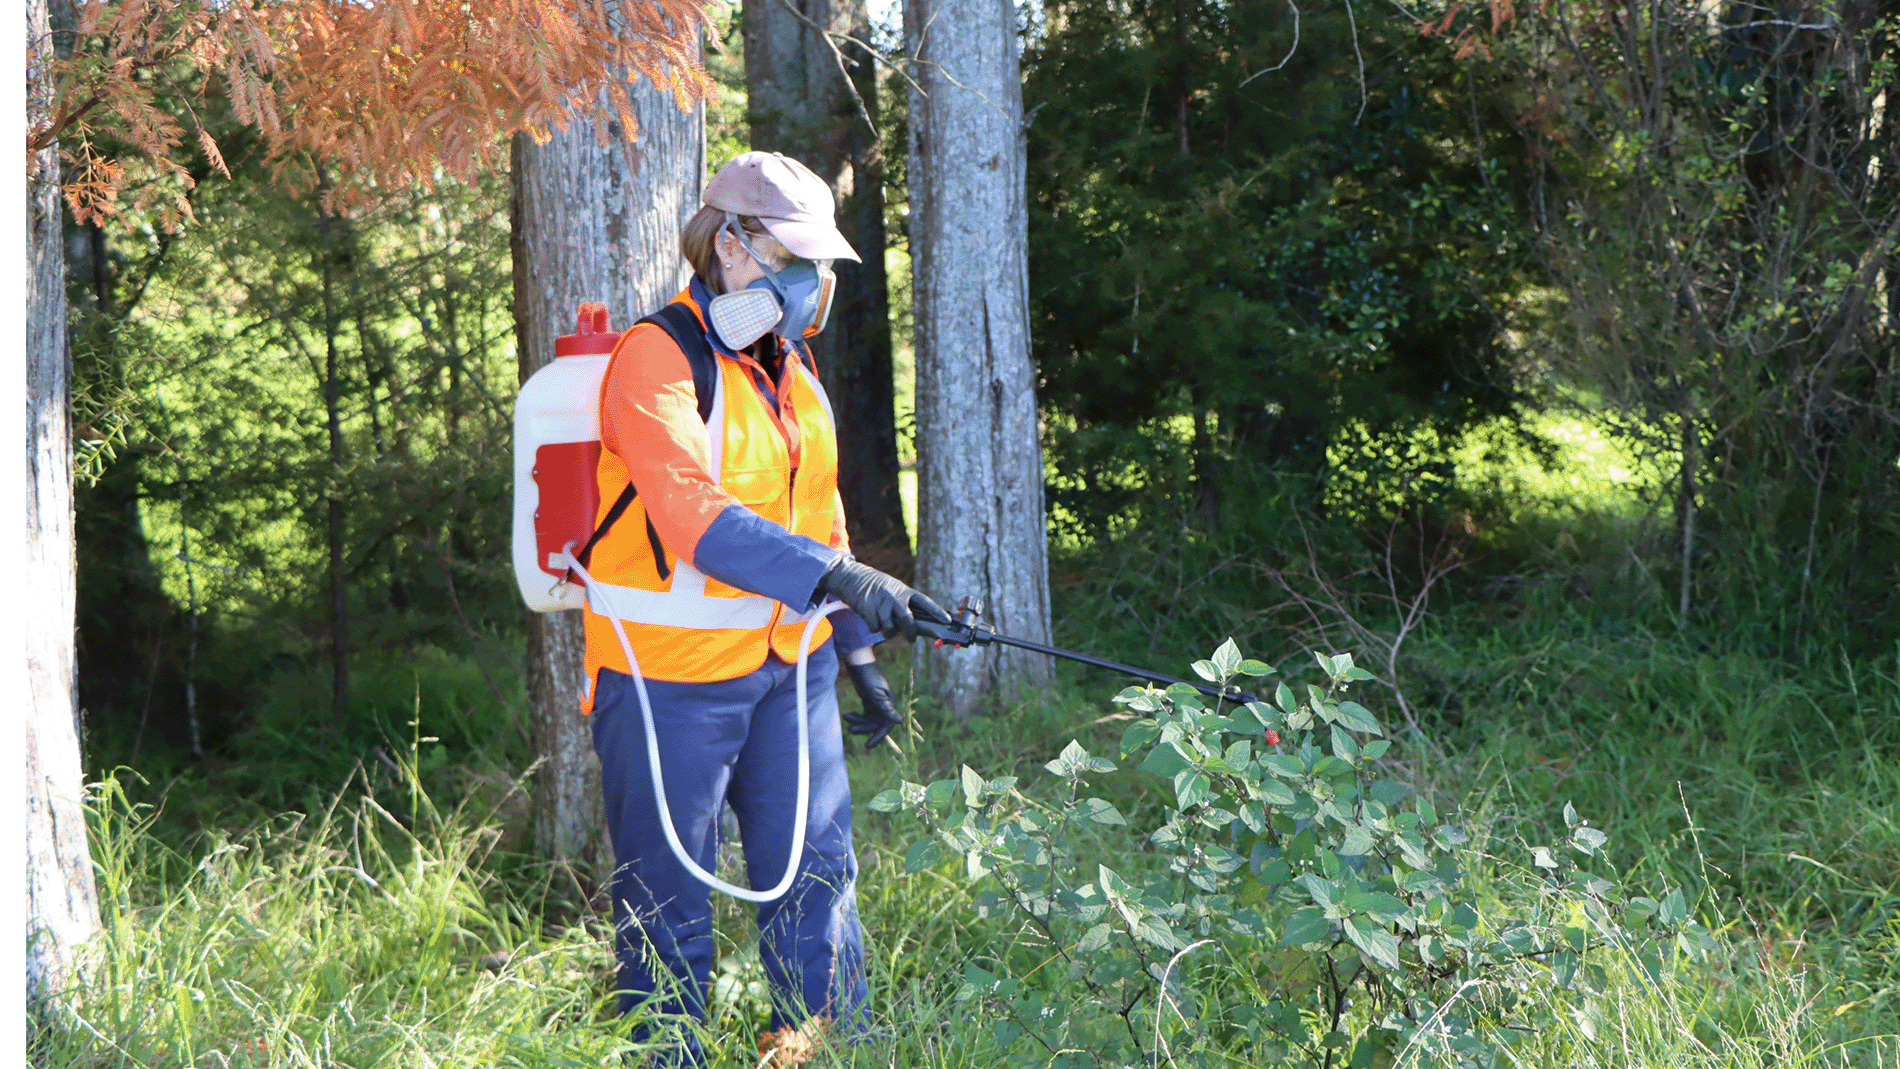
{"left": 33, "top": 489, "right": 1900, "bottom": 1063}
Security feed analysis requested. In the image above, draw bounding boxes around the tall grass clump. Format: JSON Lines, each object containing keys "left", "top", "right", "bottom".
{"left": 33, "top": 773, "right": 638, "bottom": 1069}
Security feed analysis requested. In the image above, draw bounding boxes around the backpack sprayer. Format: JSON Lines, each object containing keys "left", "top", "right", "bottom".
{"left": 914, "top": 596, "right": 1261, "bottom": 707}
{"left": 515, "top": 303, "right": 830, "bottom": 904}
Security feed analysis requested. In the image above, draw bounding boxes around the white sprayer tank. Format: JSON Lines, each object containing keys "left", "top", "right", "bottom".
{"left": 512, "top": 303, "right": 619, "bottom": 612}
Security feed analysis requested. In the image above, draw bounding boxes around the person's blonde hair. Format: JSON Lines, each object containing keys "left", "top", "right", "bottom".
{"left": 680, "top": 206, "right": 771, "bottom": 294}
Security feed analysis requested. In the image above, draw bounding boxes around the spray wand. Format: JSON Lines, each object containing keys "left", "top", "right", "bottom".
{"left": 913, "top": 596, "right": 1260, "bottom": 707}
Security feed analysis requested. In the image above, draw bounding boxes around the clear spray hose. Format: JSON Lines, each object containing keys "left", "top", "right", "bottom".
{"left": 561, "top": 546, "right": 836, "bottom": 904}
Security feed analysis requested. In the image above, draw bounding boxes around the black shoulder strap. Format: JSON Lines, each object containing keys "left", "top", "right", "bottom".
{"left": 569, "top": 302, "right": 720, "bottom": 582}
{"left": 639, "top": 301, "right": 718, "bottom": 423}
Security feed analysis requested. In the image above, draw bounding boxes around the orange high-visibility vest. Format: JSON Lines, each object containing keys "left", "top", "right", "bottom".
{"left": 579, "top": 304, "right": 841, "bottom": 698}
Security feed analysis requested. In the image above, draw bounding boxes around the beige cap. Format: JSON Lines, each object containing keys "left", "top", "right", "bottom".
{"left": 704, "top": 152, "right": 861, "bottom": 263}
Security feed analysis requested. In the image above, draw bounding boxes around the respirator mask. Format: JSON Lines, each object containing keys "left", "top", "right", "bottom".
{"left": 707, "top": 215, "right": 837, "bottom": 351}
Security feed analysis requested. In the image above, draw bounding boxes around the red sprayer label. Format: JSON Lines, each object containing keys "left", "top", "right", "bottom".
{"left": 534, "top": 441, "right": 602, "bottom": 578}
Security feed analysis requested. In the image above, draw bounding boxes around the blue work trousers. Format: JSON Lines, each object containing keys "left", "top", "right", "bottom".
{"left": 590, "top": 642, "right": 867, "bottom": 1060}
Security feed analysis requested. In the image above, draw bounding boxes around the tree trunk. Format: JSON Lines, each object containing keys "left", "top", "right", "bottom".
{"left": 317, "top": 195, "right": 350, "bottom": 727}
{"left": 511, "top": 85, "right": 702, "bottom": 868}
{"left": 741, "top": 0, "right": 911, "bottom": 579}
{"left": 26, "top": 0, "right": 103, "bottom": 1005}
{"left": 905, "top": 0, "right": 1052, "bottom": 718}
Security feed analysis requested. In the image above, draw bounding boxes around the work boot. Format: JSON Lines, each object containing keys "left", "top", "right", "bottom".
{"left": 756, "top": 1020, "right": 829, "bottom": 1065}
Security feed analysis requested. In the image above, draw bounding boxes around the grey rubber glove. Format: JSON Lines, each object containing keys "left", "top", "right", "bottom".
{"left": 842, "top": 660, "right": 903, "bottom": 750}
{"left": 815, "top": 558, "right": 951, "bottom": 638}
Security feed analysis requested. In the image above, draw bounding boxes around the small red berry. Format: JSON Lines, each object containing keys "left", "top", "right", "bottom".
{"left": 1265, "top": 729, "right": 1281, "bottom": 746}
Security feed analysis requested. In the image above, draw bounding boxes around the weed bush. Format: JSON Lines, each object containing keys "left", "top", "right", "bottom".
{"left": 870, "top": 643, "right": 1891, "bottom": 1068}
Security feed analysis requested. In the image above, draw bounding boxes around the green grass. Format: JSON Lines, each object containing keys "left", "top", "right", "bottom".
{"left": 40, "top": 606, "right": 1898, "bottom": 1067}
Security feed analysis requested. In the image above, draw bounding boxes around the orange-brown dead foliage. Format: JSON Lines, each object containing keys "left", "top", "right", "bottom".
{"left": 28, "top": 0, "right": 714, "bottom": 227}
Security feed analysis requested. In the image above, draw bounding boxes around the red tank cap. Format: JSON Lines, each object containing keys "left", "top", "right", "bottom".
{"left": 554, "top": 302, "right": 620, "bottom": 357}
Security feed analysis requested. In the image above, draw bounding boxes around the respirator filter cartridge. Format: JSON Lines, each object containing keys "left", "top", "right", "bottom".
{"left": 707, "top": 287, "right": 784, "bottom": 351}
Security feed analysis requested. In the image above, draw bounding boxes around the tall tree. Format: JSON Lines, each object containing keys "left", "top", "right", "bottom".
{"left": 28, "top": 0, "right": 711, "bottom": 998}
{"left": 741, "top": 0, "right": 911, "bottom": 579}
{"left": 27, "top": 0, "right": 104, "bottom": 1006}
{"left": 905, "top": 0, "right": 1052, "bottom": 716}
{"left": 511, "top": 86, "right": 703, "bottom": 867}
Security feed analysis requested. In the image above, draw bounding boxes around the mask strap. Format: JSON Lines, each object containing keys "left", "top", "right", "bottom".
{"left": 724, "top": 212, "right": 783, "bottom": 282}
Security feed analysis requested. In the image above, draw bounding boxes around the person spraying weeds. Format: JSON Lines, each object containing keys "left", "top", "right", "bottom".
{"left": 514, "top": 152, "right": 942, "bottom": 1065}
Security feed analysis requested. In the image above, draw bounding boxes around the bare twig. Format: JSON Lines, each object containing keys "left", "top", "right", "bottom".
{"left": 770, "top": 0, "right": 881, "bottom": 139}
{"left": 1258, "top": 508, "right": 1459, "bottom": 759}
{"left": 1344, "top": 0, "right": 1368, "bottom": 124}
{"left": 1239, "top": 0, "right": 1301, "bottom": 87}
{"left": 1152, "top": 939, "right": 1215, "bottom": 1069}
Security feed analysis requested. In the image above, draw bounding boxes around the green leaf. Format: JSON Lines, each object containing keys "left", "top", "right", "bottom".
{"left": 1312, "top": 651, "right": 1336, "bottom": 676}
{"left": 1138, "top": 741, "right": 1192, "bottom": 778}
{"left": 1134, "top": 916, "right": 1184, "bottom": 951}
{"left": 1078, "top": 798, "right": 1125, "bottom": 826}
{"left": 1361, "top": 739, "right": 1392, "bottom": 760}
{"left": 1174, "top": 769, "right": 1212, "bottom": 808}
{"left": 1345, "top": 889, "right": 1409, "bottom": 923}
{"left": 904, "top": 838, "right": 942, "bottom": 874}
{"left": 1256, "top": 778, "right": 1296, "bottom": 806}
{"left": 1120, "top": 719, "right": 1161, "bottom": 757}
{"left": 1333, "top": 701, "right": 1383, "bottom": 735}
{"left": 1241, "top": 701, "right": 1283, "bottom": 732}
{"left": 1345, "top": 916, "right": 1402, "bottom": 971}
{"left": 1339, "top": 824, "right": 1376, "bottom": 857}
{"left": 925, "top": 779, "right": 958, "bottom": 813}
{"left": 1331, "top": 725, "right": 1360, "bottom": 762}
{"left": 1571, "top": 826, "right": 1608, "bottom": 856}
{"left": 1265, "top": 755, "right": 1306, "bottom": 778}
{"left": 1076, "top": 923, "right": 1113, "bottom": 954}
{"left": 1658, "top": 888, "right": 1688, "bottom": 926}
{"left": 1279, "top": 907, "right": 1331, "bottom": 946}
{"left": 1434, "top": 825, "right": 1469, "bottom": 849}
{"left": 1296, "top": 873, "right": 1341, "bottom": 907}
{"left": 1238, "top": 658, "right": 1276, "bottom": 677}
{"left": 1312, "top": 756, "right": 1354, "bottom": 778}
{"left": 1563, "top": 801, "right": 1580, "bottom": 827}
{"left": 1239, "top": 802, "right": 1266, "bottom": 833}
{"left": 1393, "top": 830, "right": 1430, "bottom": 869}
{"left": 1115, "top": 687, "right": 1163, "bottom": 713}
{"left": 1257, "top": 859, "right": 1292, "bottom": 885}
{"left": 1275, "top": 682, "right": 1298, "bottom": 714}
{"left": 1212, "top": 638, "right": 1243, "bottom": 677}
{"left": 1343, "top": 667, "right": 1376, "bottom": 681}
{"left": 1330, "top": 652, "right": 1355, "bottom": 677}
{"left": 1191, "top": 659, "right": 1221, "bottom": 682}
{"left": 960, "top": 765, "right": 986, "bottom": 807}
{"left": 1045, "top": 739, "right": 1089, "bottom": 777}
{"left": 993, "top": 1019, "right": 1022, "bottom": 1050}
{"left": 867, "top": 789, "right": 904, "bottom": 813}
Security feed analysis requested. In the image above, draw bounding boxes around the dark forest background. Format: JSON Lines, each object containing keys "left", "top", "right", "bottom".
{"left": 68, "top": 0, "right": 1896, "bottom": 810}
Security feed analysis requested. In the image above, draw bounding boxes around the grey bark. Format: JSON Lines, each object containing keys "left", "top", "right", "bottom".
{"left": 511, "top": 86, "right": 703, "bottom": 868}
{"left": 742, "top": 0, "right": 911, "bottom": 579}
{"left": 905, "top": 0, "right": 1052, "bottom": 717}
{"left": 27, "top": 0, "right": 103, "bottom": 1005}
